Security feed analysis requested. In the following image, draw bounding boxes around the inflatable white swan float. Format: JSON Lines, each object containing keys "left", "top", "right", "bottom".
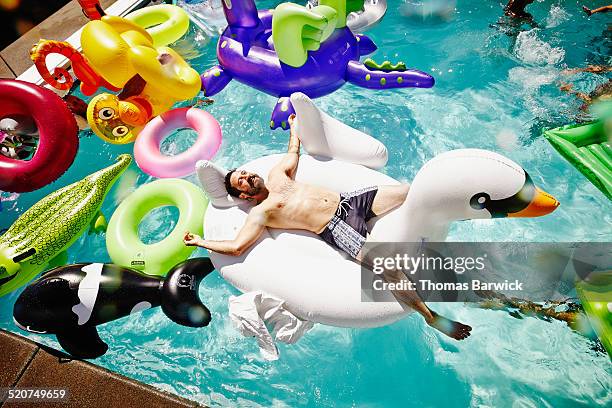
{"left": 198, "top": 93, "right": 559, "bottom": 328}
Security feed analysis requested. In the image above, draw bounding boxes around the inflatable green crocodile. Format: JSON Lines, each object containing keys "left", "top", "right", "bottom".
{"left": 0, "top": 154, "right": 132, "bottom": 297}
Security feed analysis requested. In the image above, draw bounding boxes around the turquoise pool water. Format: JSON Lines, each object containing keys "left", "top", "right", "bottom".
{"left": 1, "top": 0, "right": 611, "bottom": 406}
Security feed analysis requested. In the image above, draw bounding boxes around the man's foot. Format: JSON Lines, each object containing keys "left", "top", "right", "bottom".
{"left": 427, "top": 311, "right": 472, "bottom": 340}
{"left": 582, "top": 6, "right": 593, "bottom": 16}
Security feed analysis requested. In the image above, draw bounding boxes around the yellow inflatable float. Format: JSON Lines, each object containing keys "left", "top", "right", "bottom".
{"left": 32, "top": 3, "right": 201, "bottom": 145}
{"left": 82, "top": 10, "right": 201, "bottom": 144}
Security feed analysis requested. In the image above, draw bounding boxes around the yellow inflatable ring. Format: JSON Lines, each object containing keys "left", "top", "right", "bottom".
{"left": 125, "top": 4, "right": 190, "bottom": 47}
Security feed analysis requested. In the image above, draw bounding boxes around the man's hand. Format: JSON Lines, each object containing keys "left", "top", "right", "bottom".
{"left": 182, "top": 211, "right": 266, "bottom": 255}
{"left": 184, "top": 232, "right": 203, "bottom": 247}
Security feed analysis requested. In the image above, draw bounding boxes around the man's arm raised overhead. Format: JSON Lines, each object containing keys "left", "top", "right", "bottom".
{"left": 271, "top": 114, "right": 300, "bottom": 179}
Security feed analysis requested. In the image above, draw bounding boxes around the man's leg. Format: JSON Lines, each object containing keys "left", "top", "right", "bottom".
{"left": 370, "top": 185, "right": 410, "bottom": 217}
{"left": 381, "top": 267, "right": 472, "bottom": 340}
{"left": 357, "top": 248, "right": 472, "bottom": 341}
{"left": 583, "top": 5, "right": 612, "bottom": 16}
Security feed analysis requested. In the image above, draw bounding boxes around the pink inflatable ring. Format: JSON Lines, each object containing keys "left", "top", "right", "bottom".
{"left": 134, "top": 107, "right": 222, "bottom": 178}
{"left": 0, "top": 79, "right": 78, "bottom": 193}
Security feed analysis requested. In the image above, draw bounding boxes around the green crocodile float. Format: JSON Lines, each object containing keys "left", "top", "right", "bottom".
{"left": 544, "top": 120, "right": 611, "bottom": 200}
{"left": 0, "top": 154, "right": 132, "bottom": 297}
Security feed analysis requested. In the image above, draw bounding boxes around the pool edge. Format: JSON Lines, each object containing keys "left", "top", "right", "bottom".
{"left": 0, "top": 329, "right": 206, "bottom": 407}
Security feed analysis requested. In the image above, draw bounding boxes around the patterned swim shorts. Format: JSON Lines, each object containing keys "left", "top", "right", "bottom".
{"left": 318, "top": 187, "right": 378, "bottom": 259}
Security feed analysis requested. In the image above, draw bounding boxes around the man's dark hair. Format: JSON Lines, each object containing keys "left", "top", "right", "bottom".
{"left": 224, "top": 169, "right": 242, "bottom": 198}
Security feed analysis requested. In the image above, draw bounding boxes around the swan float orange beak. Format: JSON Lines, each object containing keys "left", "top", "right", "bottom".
{"left": 508, "top": 186, "right": 560, "bottom": 218}
{"left": 470, "top": 171, "right": 560, "bottom": 219}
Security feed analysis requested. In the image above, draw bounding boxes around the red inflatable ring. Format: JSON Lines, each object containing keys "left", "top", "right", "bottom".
{"left": 0, "top": 79, "right": 78, "bottom": 193}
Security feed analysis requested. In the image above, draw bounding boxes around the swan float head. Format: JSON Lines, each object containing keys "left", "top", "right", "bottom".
{"left": 362, "top": 148, "right": 560, "bottom": 244}
{"left": 406, "top": 149, "right": 559, "bottom": 223}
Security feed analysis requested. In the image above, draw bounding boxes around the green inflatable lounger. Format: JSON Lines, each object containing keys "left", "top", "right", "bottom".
{"left": 576, "top": 271, "right": 612, "bottom": 358}
{"left": 544, "top": 120, "right": 611, "bottom": 200}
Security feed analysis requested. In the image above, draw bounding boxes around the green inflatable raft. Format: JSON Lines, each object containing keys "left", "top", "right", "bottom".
{"left": 576, "top": 271, "right": 612, "bottom": 358}
{"left": 544, "top": 120, "right": 611, "bottom": 200}
{"left": 0, "top": 154, "right": 132, "bottom": 297}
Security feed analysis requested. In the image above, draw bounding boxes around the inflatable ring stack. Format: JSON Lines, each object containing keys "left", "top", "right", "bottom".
{"left": 106, "top": 178, "right": 208, "bottom": 277}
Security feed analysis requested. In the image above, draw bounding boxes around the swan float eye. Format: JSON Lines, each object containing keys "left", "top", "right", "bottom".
{"left": 470, "top": 192, "right": 490, "bottom": 210}
{"left": 112, "top": 126, "right": 129, "bottom": 137}
{"left": 98, "top": 108, "right": 115, "bottom": 120}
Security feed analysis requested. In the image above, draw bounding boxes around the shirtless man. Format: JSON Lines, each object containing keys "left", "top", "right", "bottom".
{"left": 184, "top": 115, "right": 472, "bottom": 340}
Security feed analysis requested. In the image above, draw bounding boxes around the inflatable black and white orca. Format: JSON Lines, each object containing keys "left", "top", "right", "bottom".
{"left": 13, "top": 258, "right": 214, "bottom": 359}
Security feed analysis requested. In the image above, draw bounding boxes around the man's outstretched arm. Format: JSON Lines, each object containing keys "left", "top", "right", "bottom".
{"left": 273, "top": 114, "right": 300, "bottom": 179}
{"left": 184, "top": 210, "right": 266, "bottom": 256}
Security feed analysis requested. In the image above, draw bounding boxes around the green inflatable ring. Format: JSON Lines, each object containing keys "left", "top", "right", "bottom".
{"left": 544, "top": 120, "right": 611, "bottom": 200}
{"left": 106, "top": 178, "right": 207, "bottom": 277}
{"left": 125, "top": 4, "right": 190, "bottom": 47}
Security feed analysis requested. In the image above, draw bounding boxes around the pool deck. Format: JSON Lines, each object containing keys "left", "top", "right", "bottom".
{"left": 0, "top": 330, "right": 204, "bottom": 407}
{"left": 0, "top": 59, "right": 13, "bottom": 79}
{"left": 0, "top": 0, "right": 118, "bottom": 78}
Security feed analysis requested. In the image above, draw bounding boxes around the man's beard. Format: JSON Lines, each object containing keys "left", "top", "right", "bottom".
{"left": 247, "top": 175, "right": 261, "bottom": 195}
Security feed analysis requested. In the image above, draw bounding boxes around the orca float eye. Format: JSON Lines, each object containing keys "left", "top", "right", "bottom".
{"left": 178, "top": 273, "right": 194, "bottom": 288}
{"left": 98, "top": 107, "right": 115, "bottom": 120}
